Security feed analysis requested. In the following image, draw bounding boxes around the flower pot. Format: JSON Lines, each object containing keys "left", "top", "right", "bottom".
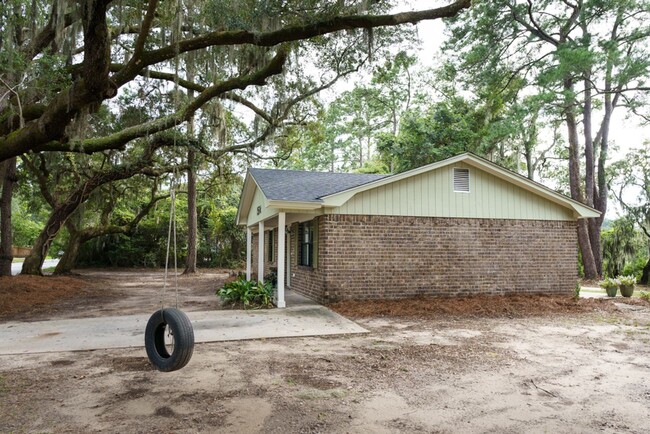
{"left": 620, "top": 284, "right": 634, "bottom": 298}
{"left": 605, "top": 287, "right": 618, "bottom": 297}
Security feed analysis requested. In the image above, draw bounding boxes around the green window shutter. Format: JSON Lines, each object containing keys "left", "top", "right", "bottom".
{"left": 313, "top": 218, "right": 319, "bottom": 269}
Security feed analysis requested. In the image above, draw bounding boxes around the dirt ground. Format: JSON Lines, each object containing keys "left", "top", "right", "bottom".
{"left": 0, "top": 268, "right": 232, "bottom": 321}
{"left": 1, "top": 270, "right": 650, "bottom": 433}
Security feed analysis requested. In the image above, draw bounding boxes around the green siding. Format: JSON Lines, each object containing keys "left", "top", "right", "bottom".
{"left": 247, "top": 187, "right": 277, "bottom": 226}
{"left": 329, "top": 162, "right": 574, "bottom": 221}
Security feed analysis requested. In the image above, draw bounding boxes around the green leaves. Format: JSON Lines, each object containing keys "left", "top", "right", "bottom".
{"left": 379, "top": 93, "right": 521, "bottom": 173}
{"left": 217, "top": 277, "right": 274, "bottom": 308}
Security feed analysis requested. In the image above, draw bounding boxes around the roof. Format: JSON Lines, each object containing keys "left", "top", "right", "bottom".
{"left": 248, "top": 168, "right": 388, "bottom": 202}
{"left": 237, "top": 153, "right": 601, "bottom": 225}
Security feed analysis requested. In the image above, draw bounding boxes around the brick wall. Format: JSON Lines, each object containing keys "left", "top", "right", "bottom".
{"left": 288, "top": 220, "right": 326, "bottom": 302}
{"left": 314, "top": 214, "right": 577, "bottom": 303}
{"left": 252, "top": 215, "right": 578, "bottom": 303}
{"left": 251, "top": 223, "right": 325, "bottom": 303}
{"left": 251, "top": 230, "right": 277, "bottom": 280}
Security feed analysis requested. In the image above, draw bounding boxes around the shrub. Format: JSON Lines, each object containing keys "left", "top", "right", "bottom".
{"left": 598, "top": 277, "right": 620, "bottom": 290}
{"left": 621, "top": 256, "right": 648, "bottom": 283}
{"left": 573, "top": 281, "right": 581, "bottom": 300}
{"left": 217, "top": 278, "right": 273, "bottom": 308}
{"left": 617, "top": 275, "right": 637, "bottom": 286}
{"left": 264, "top": 267, "right": 278, "bottom": 288}
{"left": 639, "top": 291, "right": 650, "bottom": 302}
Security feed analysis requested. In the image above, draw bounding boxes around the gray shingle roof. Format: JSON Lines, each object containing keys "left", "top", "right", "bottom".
{"left": 249, "top": 168, "right": 389, "bottom": 202}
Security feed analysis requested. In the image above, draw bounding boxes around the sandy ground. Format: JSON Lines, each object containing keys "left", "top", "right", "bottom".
{"left": 1, "top": 270, "right": 650, "bottom": 433}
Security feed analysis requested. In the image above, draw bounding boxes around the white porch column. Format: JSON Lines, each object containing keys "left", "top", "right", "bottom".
{"left": 258, "top": 220, "right": 265, "bottom": 283}
{"left": 286, "top": 226, "right": 291, "bottom": 288}
{"left": 277, "top": 212, "right": 286, "bottom": 308}
{"left": 246, "top": 227, "right": 252, "bottom": 280}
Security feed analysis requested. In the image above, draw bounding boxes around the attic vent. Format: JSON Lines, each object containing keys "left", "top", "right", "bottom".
{"left": 453, "top": 168, "right": 470, "bottom": 193}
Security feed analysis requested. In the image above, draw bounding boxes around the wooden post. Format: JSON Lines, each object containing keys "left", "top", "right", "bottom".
{"left": 258, "top": 221, "right": 264, "bottom": 283}
{"left": 246, "top": 227, "right": 252, "bottom": 280}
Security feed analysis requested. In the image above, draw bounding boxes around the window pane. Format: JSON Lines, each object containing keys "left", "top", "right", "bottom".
{"left": 298, "top": 221, "right": 314, "bottom": 267}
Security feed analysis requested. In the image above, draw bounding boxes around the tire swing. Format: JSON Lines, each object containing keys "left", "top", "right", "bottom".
{"left": 144, "top": 189, "right": 194, "bottom": 372}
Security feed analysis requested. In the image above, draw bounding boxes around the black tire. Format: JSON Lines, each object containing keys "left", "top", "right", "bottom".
{"left": 144, "top": 308, "right": 194, "bottom": 372}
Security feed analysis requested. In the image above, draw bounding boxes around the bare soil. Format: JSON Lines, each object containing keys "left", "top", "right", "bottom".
{"left": 1, "top": 270, "right": 650, "bottom": 433}
{"left": 0, "top": 268, "right": 232, "bottom": 321}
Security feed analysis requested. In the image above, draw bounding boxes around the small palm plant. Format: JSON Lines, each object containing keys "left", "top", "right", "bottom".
{"left": 217, "top": 278, "right": 274, "bottom": 308}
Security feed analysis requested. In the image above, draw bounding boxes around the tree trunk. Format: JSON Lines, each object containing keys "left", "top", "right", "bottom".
{"left": 22, "top": 204, "right": 72, "bottom": 275}
{"left": 184, "top": 149, "right": 198, "bottom": 274}
{"left": 564, "top": 79, "right": 598, "bottom": 279}
{"left": 577, "top": 220, "right": 598, "bottom": 279}
{"left": 0, "top": 158, "right": 17, "bottom": 276}
{"left": 525, "top": 152, "right": 534, "bottom": 180}
{"left": 641, "top": 255, "right": 650, "bottom": 285}
{"left": 53, "top": 222, "right": 82, "bottom": 275}
{"left": 22, "top": 155, "right": 153, "bottom": 275}
{"left": 588, "top": 218, "right": 603, "bottom": 276}
{"left": 583, "top": 77, "right": 595, "bottom": 208}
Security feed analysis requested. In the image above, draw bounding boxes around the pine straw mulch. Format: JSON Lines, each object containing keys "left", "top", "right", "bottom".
{"left": 0, "top": 275, "right": 97, "bottom": 320}
{"left": 329, "top": 294, "right": 650, "bottom": 319}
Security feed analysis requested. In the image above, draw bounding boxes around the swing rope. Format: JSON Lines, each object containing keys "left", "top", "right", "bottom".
{"left": 161, "top": 2, "right": 184, "bottom": 313}
{"left": 162, "top": 185, "right": 179, "bottom": 312}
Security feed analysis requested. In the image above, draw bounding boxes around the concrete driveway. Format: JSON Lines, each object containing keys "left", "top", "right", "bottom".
{"left": 0, "top": 304, "right": 367, "bottom": 355}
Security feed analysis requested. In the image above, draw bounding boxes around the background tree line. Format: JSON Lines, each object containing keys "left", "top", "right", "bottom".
{"left": 2, "top": 0, "right": 650, "bottom": 282}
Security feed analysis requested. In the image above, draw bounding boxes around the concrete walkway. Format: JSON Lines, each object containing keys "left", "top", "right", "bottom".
{"left": 0, "top": 300, "right": 366, "bottom": 355}
{"left": 11, "top": 258, "right": 59, "bottom": 275}
{"left": 580, "top": 285, "right": 609, "bottom": 298}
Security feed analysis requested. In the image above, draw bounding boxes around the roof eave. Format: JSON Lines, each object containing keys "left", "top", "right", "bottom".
{"left": 266, "top": 199, "right": 323, "bottom": 210}
{"left": 321, "top": 152, "right": 601, "bottom": 219}
{"left": 236, "top": 172, "right": 264, "bottom": 226}
{"left": 460, "top": 155, "right": 601, "bottom": 219}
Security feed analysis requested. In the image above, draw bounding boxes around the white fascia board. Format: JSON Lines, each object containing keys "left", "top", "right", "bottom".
{"left": 266, "top": 200, "right": 322, "bottom": 210}
{"left": 236, "top": 173, "right": 265, "bottom": 226}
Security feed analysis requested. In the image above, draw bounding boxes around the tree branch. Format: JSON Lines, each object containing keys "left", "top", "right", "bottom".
{"left": 31, "top": 47, "right": 288, "bottom": 155}
{"left": 122, "top": 0, "right": 159, "bottom": 73}
{"left": 111, "top": 0, "right": 471, "bottom": 86}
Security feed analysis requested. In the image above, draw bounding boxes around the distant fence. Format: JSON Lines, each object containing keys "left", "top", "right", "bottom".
{"left": 12, "top": 246, "right": 32, "bottom": 258}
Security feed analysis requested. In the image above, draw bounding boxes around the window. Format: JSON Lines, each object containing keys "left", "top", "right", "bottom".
{"left": 267, "top": 229, "right": 274, "bottom": 262}
{"left": 453, "top": 168, "right": 470, "bottom": 193}
{"left": 298, "top": 221, "right": 314, "bottom": 267}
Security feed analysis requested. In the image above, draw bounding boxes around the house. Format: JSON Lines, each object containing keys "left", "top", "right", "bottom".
{"left": 236, "top": 153, "right": 599, "bottom": 307}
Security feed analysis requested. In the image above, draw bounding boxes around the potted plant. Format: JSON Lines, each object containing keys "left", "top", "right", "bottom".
{"left": 617, "top": 275, "right": 636, "bottom": 298}
{"left": 599, "top": 277, "right": 619, "bottom": 297}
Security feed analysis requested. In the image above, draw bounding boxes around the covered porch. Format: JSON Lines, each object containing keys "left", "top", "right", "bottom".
{"left": 244, "top": 210, "right": 319, "bottom": 308}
